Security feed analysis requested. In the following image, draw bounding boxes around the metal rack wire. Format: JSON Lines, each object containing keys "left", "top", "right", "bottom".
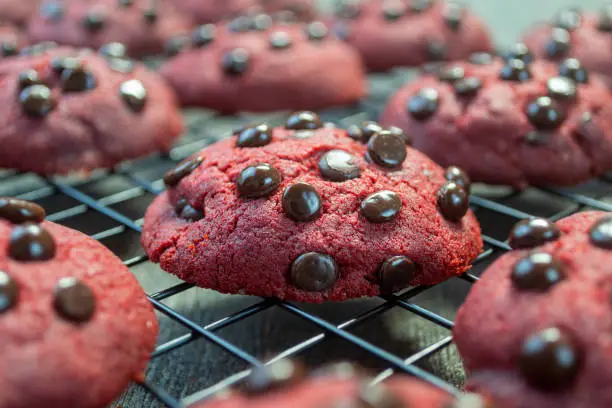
{"left": 2, "top": 69, "right": 611, "bottom": 408}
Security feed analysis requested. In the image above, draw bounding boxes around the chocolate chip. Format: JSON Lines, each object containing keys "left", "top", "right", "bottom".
{"left": 387, "top": 126, "right": 412, "bottom": 145}
{"left": 143, "top": 8, "right": 158, "bottom": 24}
{"left": 175, "top": 198, "right": 204, "bottom": 221}
{"left": 163, "top": 156, "right": 203, "bottom": 187}
{"left": 599, "top": 5, "right": 612, "bottom": 32}
{"left": 119, "top": 79, "right": 147, "bottom": 112}
{"left": 107, "top": 58, "right": 135, "bottom": 73}
{"left": 426, "top": 39, "right": 447, "bottom": 61}
{"left": 82, "top": 10, "right": 106, "bottom": 33}
{"left": 274, "top": 10, "right": 299, "bottom": 24}
{"left": 499, "top": 59, "right": 531, "bottom": 82}
{"left": 410, "top": 0, "right": 433, "bottom": 13}
{"left": 50, "top": 57, "right": 81, "bottom": 74}
{"left": 359, "top": 121, "right": 384, "bottom": 142}
{"left": 558, "top": 58, "right": 588, "bottom": 83}
{"left": 0, "top": 41, "right": 18, "bottom": 57}
{"left": 347, "top": 125, "right": 365, "bottom": 142}
{"left": 286, "top": 111, "right": 322, "bottom": 130}
{"left": 282, "top": 182, "right": 322, "bottom": 222}
{"left": 19, "top": 85, "right": 56, "bottom": 118}
{"left": 17, "top": 70, "right": 43, "bottom": 91}
{"left": 589, "top": 217, "right": 612, "bottom": 249}
{"left": 252, "top": 14, "right": 273, "bottom": 31}
{"left": 270, "top": 31, "right": 292, "bottom": 49}
{"left": 20, "top": 42, "right": 57, "bottom": 57}
{"left": 357, "top": 383, "right": 404, "bottom": 408}
{"left": 453, "top": 77, "right": 482, "bottom": 96}
{"left": 512, "top": 253, "right": 566, "bottom": 291}
{"left": 118, "top": 0, "right": 133, "bottom": 6}
{"left": 0, "top": 271, "right": 18, "bottom": 313}
{"left": 525, "top": 96, "right": 566, "bottom": 130}
{"left": 382, "top": 1, "right": 407, "bottom": 21}
{"left": 524, "top": 131, "right": 550, "bottom": 146}
{"left": 236, "top": 124, "right": 273, "bottom": 148}
{"left": 336, "top": 2, "right": 361, "bottom": 19}
{"left": 437, "top": 182, "right": 469, "bottom": 222}
{"left": 319, "top": 150, "right": 361, "bottom": 182}
{"left": 519, "top": 327, "right": 582, "bottom": 391}
{"left": 545, "top": 76, "right": 577, "bottom": 101}
{"left": 99, "top": 42, "right": 127, "bottom": 59}
{"left": 361, "top": 191, "right": 402, "bottom": 223}
{"left": 9, "top": 223, "right": 56, "bottom": 261}
{"left": 53, "top": 277, "right": 96, "bottom": 323}
{"left": 228, "top": 16, "right": 254, "bottom": 33}
{"left": 306, "top": 21, "right": 328, "bottom": 41}
{"left": 40, "top": 2, "right": 64, "bottom": 21}
{"left": 378, "top": 256, "right": 417, "bottom": 293}
{"left": 407, "top": 88, "right": 440, "bottom": 121}
{"left": 544, "top": 28, "right": 571, "bottom": 59}
{"left": 367, "top": 131, "right": 407, "bottom": 168}
{"left": 438, "top": 65, "right": 465, "bottom": 82}
{"left": 289, "top": 252, "right": 338, "bottom": 291}
{"left": 61, "top": 66, "right": 96, "bottom": 92}
{"left": 164, "top": 36, "right": 188, "bottom": 57}
{"left": 0, "top": 198, "right": 45, "bottom": 224}
{"left": 222, "top": 48, "right": 249, "bottom": 76}
{"left": 442, "top": 2, "right": 464, "bottom": 31}
{"left": 242, "top": 359, "right": 306, "bottom": 395}
{"left": 508, "top": 218, "right": 561, "bottom": 249}
{"left": 444, "top": 166, "right": 471, "bottom": 194}
{"left": 468, "top": 52, "right": 493, "bottom": 65}
{"left": 236, "top": 163, "right": 282, "bottom": 198}
{"left": 192, "top": 24, "right": 215, "bottom": 47}
{"left": 311, "top": 362, "right": 361, "bottom": 379}
{"left": 553, "top": 8, "right": 582, "bottom": 31}
{"left": 504, "top": 43, "right": 534, "bottom": 64}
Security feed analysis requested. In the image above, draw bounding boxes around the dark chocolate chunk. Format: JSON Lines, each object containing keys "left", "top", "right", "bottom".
{"left": 437, "top": 182, "right": 469, "bottom": 222}
{"left": 82, "top": 9, "right": 106, "bottom": 33}
{"left": 499, "top": 59, "right": 531, "bottom": 82}
{"left": 9, "top": 223, "right": 56, "bottom": 261}
{"left": 222, "top": 48, "right": 250, "bottom": 76}
{"left": 553, "top": 8, "right": 582, "bottom": 31}
{"left": 282, "top": 182, "right": 322, "bottom": 222}
{"left": 558, "top": 58, "right": 588, "bottom": 83}
{"left": 53, "top": 277, "right": 96, "bottom": 323}
{"left": 525, "top": 96, "right": 566, "bottom": 130}
{"left": 468, "top": 52, "right": 493, "bottom": 65}
{"left": 546, "top": 76, "right": 577, "bottom": 101}
{"left": 544, "top": 28, "right": 571, "bottom": 59}
{"left": 361, "top": 191, "right": 402, "bottom": 223}
{"left": 236, "top": 163, "right": 282, "bottom": 198}
{"left": 0, "top": 197, "right": 45, "bottom": 224}
{"left": 589, "top": 217, "right": 612, "bottom": 249}
{"left": 453, "top": 77, "right": 482, "bottom": 96}
{"left": 61, "top": 66, "right": 97, "bottom": 92}
{"left": 164, "top": 36, "right": 188, "bottom": 57}
{"left": 306, "top": 21, "right": 328, "bottom": 41}
{"left": 444, "top": 166, "right": 471, "bottom": 194}
{"left": 442, "top": 2, "right": 464, "bottom": 31}
{"left": 17, "top": 70, "right": 43, "bottom": 91}
{"left": 286, "top": 111, "right": 323, "bottom": 130}
{"left": 269, "top": 31, "right": 292, "bottom": 49}
{"left": 504, "top": 43, "right": 533, "bottom": 64}
{"left": 163, "top": 156, "right": 203, "bottom": 187}
{"left": 174, "top": 198, "right": 204, "bottom": 221}
{"left": 236, "top": 123, "right": 273, "bottom": 148}
{"left": 319, "top": 150, "right": 361, "bottom": 182}
{"left": 192, "top": 24, "right": 216, "bottom": 47}
{"left": 509, "top": 218, "right": 561, "bottom": 249}
{"left": 426, "top": 39, "right": 447, "bottom": 61}
{"left": 378, "top": 256, "right": 417, "bottom": 293}
{"left": 367, "top": 131, "right": 407, "bottom": 168}
{"left": 19, "top": 85, "right": 56, "bottom": 118}
{"left": 407, "top": 88, "right": 440, "bottom": 121}
{"left": 99, "top": 42, "right": 127, "bottom": 59}
{"left": 0, "top": 271, "right": 18, "bottom": 313}
{"left": 438, "top": 65, "right": 465, "bottom": 83}
{"left": 40, "top": 1, "right": 64, "bottom": 21}
{"left": 512, "top": 252, "right": 566, "bottom": 291}
{"left": 242, "top": 359, "right": 306, "bottom": 395}
{"left": 289, "top": 252, "right": 338, "bottom": 291}
{"left": 119, "top": 79, "right": 147, "bottom": 112}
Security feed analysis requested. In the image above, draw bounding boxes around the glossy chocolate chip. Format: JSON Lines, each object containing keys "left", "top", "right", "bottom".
{"left": 437, "top": 182, "right": 469, "bottom": 222}
{"left": 119, "top": 79, "right": 147, "bottom": 112}
{"left": 407, "top": 88, "right": 440, "bottom": 121}
{"left": 524, "top": 131, "right": 550, "bottom": 146}
{"left": 378, "top": 256, "right": 417, "bottom": 293}
{"left": 222, "top": 48, "right": 249, "bottom": 76}
{"left": 40, "top": 2, "right": 64, "bottom": 21}
{"left": 17, "top": 70, "right": 43, "bottom": 91}
{"left": 82, "top": 10, "right": 106, "bottom": 33}
{"left": 359, "top": 121, "right": 384, "bottom": 142}
{"left": 19, "top": 85, "right": 56, "bottom": 118}
{"left": 252, "top": 14, "right": 273, "bottom": 31}
{"left": 357, "top": 383, "right": 404, "bottom": 408}
{"left": 512, "top": 252, "right": 566, "bottom": 291}
{"left": 525, "top": 96, "right": 566, "bottom": 130}
{"left": 107, "top": 58, "right": 135, "bottom": 73}
{"left": 306, "top": 21, "right": 328, "bottom": 41}
{"left": 453, "top": 77, "right": 482, "bottom": 96}
{"left": 411, "top": 0, "right": 433, "bottom": 13}
{"left": 282, "top": 182, "right": 322, "bottom": 222}
{"left": 545, "top": 28, "right": 571, "bottom": 59}
{"left": 163, "top": 156, "right": 203, "bottom": 187}
{"left": 499, "top": 59, "right": 531, "bottom": 82}
{"left": 99, "top": 42, "right": 127, "bottom": 59}
{"left": 519, "top": 328, "right": 582, "bottom": 391}
{"left": 426, "top": 39, "right": 447, "bottom": 61}
{"left": 9, "top": 223, "right": 56, "bottom": 261}
{"left": 361, "top": 191, "right": 402, "bottom": 223}
{"left": 61, "top": 66, "right": 96, "bottom": 92}
{"left": 546, "top": 76, "right": 577, "bottom": 101}
{"left": 589, "top": 217, "right": 612, "bottom": 249}
{"left": 558, "top": 58, "right": 588, "bottom": 83}
{"left": 444, "top": 166, "right": 471, "bottom": 194}
{"left": 236, "top": 123, "right": 273, "bottom": 147}
{"left": 50, "top": 57, "right": 81, "bottom": 74}
{"left": 20, "top": 42, "right": 57, "bottom": 57}
{"left": 242, "top": 359, "right": 306, "bottom": 395}
{"left": 469, "top": 52, "right": 493, "bottom": 65}
{"left": 0, "top": 198, "right": 45, "bottom": 224}
{"left": 228, "top": 16, "right": 254, "bottom": 33}
{"left": 286, "top": 111, "right": 322, "bottom": 130}
{"left": 336, "top": 2, "right": 361, "bottom": 19}
{"left": 0, "top": 41, "right": 18, "bottom": 58}
{"left": 442, "top": 2, "right": 464, "bottom": 31}
{"left": 347, "top": 124, "right": 365, "bottom": 142}
{"left": 143, "top": 8, "right": 158, "bottom": 24}
{"left": 290, "top": 252, "right": 338, "bottom": 291}
{"left": 599, "top": 5, "right": 612, "bottom": 32}
{"left": 164, "top": 36, "right": 188, "bottom": 57}
{"left": 236, "top": 163, "right": 282, "bottom": 198}
{"left": 53, "top": 277, "right": 96, "bottom": 323}
{"left": 508, "top": 218, "right": 561, "bottom": 249}
{"left": 553, "top": 8, "right": 582, "bottom": 31}
{"left": 270, "top": 31, "right": 292, "bottom": 49}
{"left": 192, "top": 24, "right": 216, "bottom": 47}
{"left": 367, "top": 131, "right": 407, "bottom": 168}
{"left": 387, "top": 126, "right": 412, "bottom": 145}
{"left": 438, "top": 66, "right": 465, "bottom": 82}
{"left": 382, "top": 1, "right": 407, "bottom": 21}
{"left": 504, "top": 43, "right": 533, "bottom": 64}
{"left": 319, "top": 150, "right": 361, "bottom": 181}
{"left": 0, "top": 271, "right": 18, "bottom": 313}
{"left": 174, "top": 198, "right": 204, "bottom": 221}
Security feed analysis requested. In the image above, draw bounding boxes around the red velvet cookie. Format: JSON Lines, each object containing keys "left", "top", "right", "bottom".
{"left": 189, "top": 360, "right": 486, "bottom": 408}
{"left": 454, "top": 211, "right": 612, "bottom": 408}
{"left": 380, "top": 57, "right": 612, "bottom": 188}
{"left": 0, "top": 197, "right": 158, "bottom": 408}
{"left": 522, "top": 7, "right": 612, "bottom": 89}
{"left": 0, "top": 0, "right": 40, "bottom": 26}
{"left": 28, "top": 0, "right": 192, "bottom": 57}
{"left": 141, "top": 114, "right": 482, "bottom": 302}
{"left": 331, "top": 0, "right": 492, "bottom": 72}
{"left": 160, "top": 20, "right": 365, "bottom": 113}
{"left": 0, "top": 46, "right": 183, "bottom": 174}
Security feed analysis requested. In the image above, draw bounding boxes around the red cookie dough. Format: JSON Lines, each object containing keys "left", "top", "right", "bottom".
{"left": 141, "top": 115, "right": 482, "bottom": 303}
{"left": 160, "top": 21, "right": 365, "bottom": 113}
{"left": 27, "top": 0, "right": 192, "bottom": 57}
{"left": 0, "top": 198, "right": 158, "bottom": 408}
{"left": 0, "top": 0, "right": 40, "bottom": 26}
{"left": 522, "top": 8, "right": 612, "bottom": 89}
{"left": 454, "top": 211, "right": 612, "bottom": 408}
{"left": 0, "top": 47, "right": 183, "bottom": 175}
{"left": 331, "top": 0, "right": 492, "bottom": 72}
{"left": 380, "top": 57, "right": 612, "bottom": 188}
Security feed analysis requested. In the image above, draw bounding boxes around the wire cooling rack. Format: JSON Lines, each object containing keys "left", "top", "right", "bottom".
{"left": 2, "top": 68, "right": 612, "bottom": 408}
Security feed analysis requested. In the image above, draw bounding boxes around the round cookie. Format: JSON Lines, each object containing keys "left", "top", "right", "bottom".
{"left": 522, "top": 7, "right": 612, "bottom": 89}
{"left": 160, "top": 20, "right": 366, "bottom": 113}
{"left": 0, "top": 0, "right": 40, "bottom": 26}
{"left": 141, "top": 114, "right": 482, "bottom": 302}
{"left": 380, "top": 57, "right": 612, "bottom": 188}
{"left": 0, "top": 197, "right": 158, "bottom": 408}
{"left": 331, "top": 0, "right": 492, "bottom": 72}
{"left": 189, "top": 360, "right": 487, "bottom": 408}
{"left": 454, "top": 211, "right": 612, "bottom": 408}
{"left": 28, "top": 0, "right": 192, "bottom": 57}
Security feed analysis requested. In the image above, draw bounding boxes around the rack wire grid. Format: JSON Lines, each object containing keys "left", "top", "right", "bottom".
{"left": 2, "top": 67, "right": 611, "bottom": 408}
